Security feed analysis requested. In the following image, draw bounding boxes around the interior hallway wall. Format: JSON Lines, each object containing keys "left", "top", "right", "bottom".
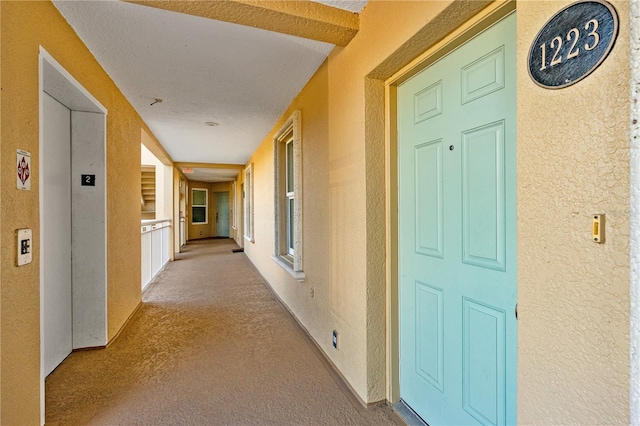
{"left": 243, "top": 0, "right": 468, "bottom": 403}
{"left": 0, "top": 2, "right": 168, "bottom": 423}
{"left": 516, "top": 1, "right": 630, "bottom": 423}
{"left": 188, "top": 181, "right": 212, "bottom": 240}
{"left": 210, "top": 182, "right": 232, "bottom": 237}
{"left": 142, "top": 130, "right": 174, "bottom": 223}
{"left": 0, "top": 2, "right": 3, "bottom": 421}
{"left": 243, "top": 0, "right": 632, "bottom": 422}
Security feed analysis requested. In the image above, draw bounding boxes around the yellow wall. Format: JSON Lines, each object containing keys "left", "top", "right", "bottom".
{"left": 517, "top": 1, "right": 629, "bottom": 423}
{"left": 233, "top": 171, "right": 245, "bottom": 246}
{"left": 0, "top": 3, "right": 3, "bottom": 421}
{"left": 243, "top": 0, "right": 473, "bottom": 402}
{"left": 210, "top": 182, "right": 232, "bottom": 238}
{"left": 244, "top": 0, "right": 631, "bottom": 421}
{"left": 188, "top": 182, "right": 213, "bottom": 240}
{"left": 0, "top": 0, "right": 632, "bottom": 423}
{"left": 187, "top": 181, "right": 232, "bottom": 240}
{"left": 1, "top": 2, "right": 168, "bottom": 422}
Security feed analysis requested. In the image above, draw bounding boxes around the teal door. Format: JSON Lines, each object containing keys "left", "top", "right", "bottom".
{"left": 398, "top": 14, "right": 516, "bottom": 425}
{"left": 216, "top": 192, "right": 230, "bottom": 237}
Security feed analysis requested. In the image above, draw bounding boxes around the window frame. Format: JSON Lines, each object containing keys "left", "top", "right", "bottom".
{"left": 231, "top": 181, "right": 237, "bottom": 230}
{"left": 191, "top": 188, "right": 208, "bottom": 225}
{"left": 244, "top": 163, "right": 254, "bottom": 242}
{"left": 285, "top": 138, "right": 295, "bottom": 256}
{"left": 272, "top": 110, "right": 304, "bottom": 281}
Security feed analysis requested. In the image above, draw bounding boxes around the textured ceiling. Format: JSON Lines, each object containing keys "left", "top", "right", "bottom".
{"left": 52, "top": 0, "right": 366, "bottom": 173}
{"left": 182, "top": 168, "right": 240, "bottom": 183}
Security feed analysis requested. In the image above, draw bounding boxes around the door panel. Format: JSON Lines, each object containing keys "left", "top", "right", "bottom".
{"left": 43, "top": 93, "right": 72, "bottom": 376}
{"left": 463, "top": 298, "right": 506, "bottom": 426}
{"left": 415, "top": 140, "right": 444, "bottom": 258}
{"left": 398, "top": 13, "right": 516, "bottom": 425}
{"left": 416, "top": 281, "right": 444, "bottom": 391}
{"left": 462, "top": 122, "right": 506, "bottom": 270}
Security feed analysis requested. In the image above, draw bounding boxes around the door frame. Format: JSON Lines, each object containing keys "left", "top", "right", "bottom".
{"left": 383, "top": 0, "right": 516, "bottom": 405}
{"left": 38, "top": 47, "right": 108, "bottom": 423}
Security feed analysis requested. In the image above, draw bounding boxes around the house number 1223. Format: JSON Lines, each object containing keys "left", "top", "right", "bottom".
{"left": 539, "top": 19, "right": 600, "bottom": 71}
{"left": 528, "top": 1, "right": 618, "bottom": 89}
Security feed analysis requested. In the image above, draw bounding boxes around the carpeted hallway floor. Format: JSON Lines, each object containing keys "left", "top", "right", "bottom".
{"left": 45, "top": 238, "right": 402, "bottom": 425}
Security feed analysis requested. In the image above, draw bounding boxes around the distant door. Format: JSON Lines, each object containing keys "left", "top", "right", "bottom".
{"left": 43, "top": 92, "right": 73, "bottom": 376}
{"left": 216, "top": 192, "right": 230, "bottom": 237}
{"left": 398, "top": 14, "right": 516, "bottom": 425}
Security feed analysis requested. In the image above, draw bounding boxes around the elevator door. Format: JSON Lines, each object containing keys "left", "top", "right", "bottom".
{"left": 42, "top": 92, "right": 72, "bottom": 376}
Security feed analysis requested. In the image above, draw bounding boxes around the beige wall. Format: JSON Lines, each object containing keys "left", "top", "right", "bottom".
{"left": 187, "top": 181, "right": 232, "bottom": 240}
{"left": 188, "top": 181, "right": 213, "bottom": 240}
{"left": 233, "top": 171, "right": 245, "bottom": 246}
{"left": 0, "top": 2, "right": 169, "bottom": 422}
{"left": 210, "top": 182, "right": 232, "bottom": 238}
{"left": 243, "top": 0, "right": 474, "bottom": 402}
{"left": 517, "top": 1, "right": 630, "bottom": 423}
{"left": 244, "top": 0, "right": 631, "bottom": 422}
{"left": 0, "top": 0, "right": 632, "bottom": 423}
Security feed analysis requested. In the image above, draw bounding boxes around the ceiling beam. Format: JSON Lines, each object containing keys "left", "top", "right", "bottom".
{"left": 175, "top": 162, "right": 244, "bottom": 170}
{"left": 122, "top": 0, "right": 359, "bottom": 46}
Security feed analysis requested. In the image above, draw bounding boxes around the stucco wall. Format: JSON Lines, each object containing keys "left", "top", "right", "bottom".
{"left": 244, "top": 0, "right": 632, "bottom": 420}
{"left": 517, "top": 1, "right": 630, "bottom": 423}
{"left": 186, "top": 181, "right": 232, "bottom": 240}
{"left": 243, "top": 0, "right": 479, "bottom": 403}
{"left": 1, "top": 2, "right": 167, "bottom": 422}
{"left": 631, "top": 1, "right": 640, "bottom": 422}
{"left": 188, "top": 181, "right": 213, "bottom": 240}
{"left": 210, "top": 182, "right": 232, "bottom": 237}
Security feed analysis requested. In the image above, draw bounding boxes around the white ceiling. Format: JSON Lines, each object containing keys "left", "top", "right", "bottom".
{"left": 181, "top": 168, "right": 240, "bottom": 183}
{"left": 52, "top": 0, "right": 367, "bottom": 181}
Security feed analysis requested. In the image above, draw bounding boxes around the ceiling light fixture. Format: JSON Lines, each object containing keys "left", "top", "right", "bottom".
{"left": 204, "top": 121, "right": 219, "bottom": 127}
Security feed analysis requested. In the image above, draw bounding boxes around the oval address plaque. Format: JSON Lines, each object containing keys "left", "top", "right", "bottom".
{"left": 528, "top": 0, "right": 618, "bottom": 89}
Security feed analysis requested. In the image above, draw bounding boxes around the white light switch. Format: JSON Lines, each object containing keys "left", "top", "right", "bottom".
{"left": 17, "top": 228, "right": 32, "bottom": 266}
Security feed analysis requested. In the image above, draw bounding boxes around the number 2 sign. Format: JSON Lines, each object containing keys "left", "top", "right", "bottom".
{"left": 528, "top": 1, "right": 618, "bottom": 89}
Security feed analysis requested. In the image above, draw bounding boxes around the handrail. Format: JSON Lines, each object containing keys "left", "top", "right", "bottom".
{"left": 141, "top": 219, "right": 172, "bottom": 235}
{"left": 141, "top": 218, "right": 172, "bottom": 226}
{"left": 141, "top": 218, "right": 172, "bottom": 290}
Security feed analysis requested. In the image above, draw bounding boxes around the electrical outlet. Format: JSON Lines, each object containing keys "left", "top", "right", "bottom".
{"left": 310, "top": 287, "right": 315, "bottom": 299}
{"left": 332, "top": 330, "right": 338, "bottom": 349}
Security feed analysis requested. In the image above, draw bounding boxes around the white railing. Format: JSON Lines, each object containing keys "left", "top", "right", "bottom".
{"left": 180, "top": 217, "right": 186, "bottom": 247}
{"left": 141, "top": 219, "right": 171, "bottom": 291}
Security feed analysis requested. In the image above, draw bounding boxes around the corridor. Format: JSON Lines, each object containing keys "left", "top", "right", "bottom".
{"left": 45, "top": 239, "right": 401, "bottom": 425}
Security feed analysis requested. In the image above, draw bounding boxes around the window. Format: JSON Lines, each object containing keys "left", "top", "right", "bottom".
{"left": 273, "top": 110, "right": 304, "bottom": 281}
{"left": 191, "top": 188, "right": 208, "bottom": 224}
{"left": 231, "top": 181, "right": 237, "bottom": 230}
{"left": 244, "top": 164, "right": 254, "bottom": 242}
{"left": 285, "top": 138, "right": 294, "bottom": 256}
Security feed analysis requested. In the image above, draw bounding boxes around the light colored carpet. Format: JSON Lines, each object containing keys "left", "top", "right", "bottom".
{"left": 45, "top": 238, "right": 401, "bottom": 425}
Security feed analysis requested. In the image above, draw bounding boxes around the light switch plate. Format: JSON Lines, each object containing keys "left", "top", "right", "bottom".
{"left": 592, "top": 214, "right": 605, "bottom": 243}
{"left": 17, "top": 228, "right": 32, "bottom": 266}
